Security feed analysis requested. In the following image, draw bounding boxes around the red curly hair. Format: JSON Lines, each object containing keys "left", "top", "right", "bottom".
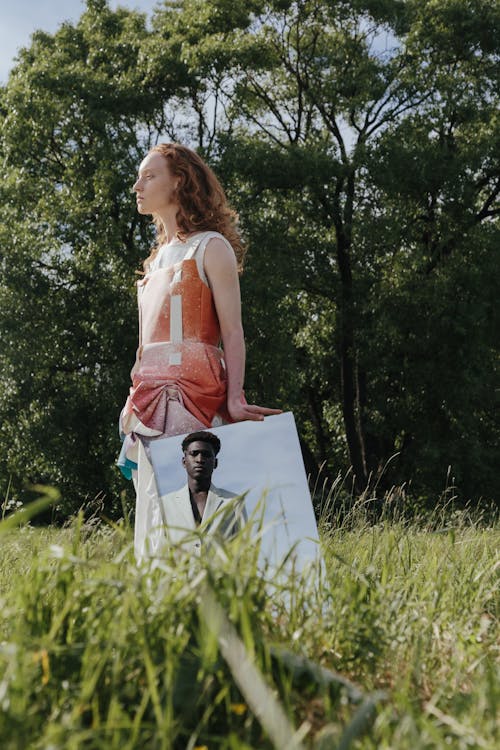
{"left": 144, "top": 143, "right": 245, "bottom": 272}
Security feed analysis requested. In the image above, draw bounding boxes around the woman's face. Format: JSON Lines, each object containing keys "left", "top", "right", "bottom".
{"left": 133, "top": 152, "right": 179, "bottom": 215}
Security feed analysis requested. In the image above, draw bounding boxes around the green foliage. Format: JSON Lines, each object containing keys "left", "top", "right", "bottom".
{"left": 0, "top": 511, "right": 498, "bottom": 748}
{"left": 0, "top": 2, "right": 159, "bottom": 513}
{"left": 207, "top": 0, "right": 500, "bottom": 498}
{"left": 0, "top": 0, "right": 498, "bottom": 511}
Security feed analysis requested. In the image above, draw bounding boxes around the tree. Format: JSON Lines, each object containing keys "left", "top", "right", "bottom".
{"left": 0, "top": 1, "right": 165, "bottom": 512}
{"left": 153, "top": 0, "right": 499, "bottom": 498}
{"left": 0, "top": 0, "right": 498, "bottom": 512}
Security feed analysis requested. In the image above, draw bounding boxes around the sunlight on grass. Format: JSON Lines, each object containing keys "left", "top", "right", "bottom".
{"left": 0, "top": 494, "right": 498, "bottom": 749}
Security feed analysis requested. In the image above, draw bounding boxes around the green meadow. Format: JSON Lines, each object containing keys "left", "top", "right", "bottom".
{"left": 0, "top": 495, "right": 498, "bottom": 749}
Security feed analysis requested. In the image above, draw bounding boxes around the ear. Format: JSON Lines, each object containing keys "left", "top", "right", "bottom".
{"left": 214, "top": 457, "right": 218, "bottom": 470}
{"left": 182, "top": 455, "right": 186, "bottom": 468}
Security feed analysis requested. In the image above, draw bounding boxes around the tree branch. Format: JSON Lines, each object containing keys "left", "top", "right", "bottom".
{"left": 475, "top": 179, "right": 500, "bottom": 223}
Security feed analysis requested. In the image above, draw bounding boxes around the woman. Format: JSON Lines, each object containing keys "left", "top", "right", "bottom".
{"left": 118, "top": 143, "right": 279, "bottom": 559}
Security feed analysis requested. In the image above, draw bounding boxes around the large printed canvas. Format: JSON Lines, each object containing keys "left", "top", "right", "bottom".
{"left": 149, "top": 412, "right": 321, "bottom": 572}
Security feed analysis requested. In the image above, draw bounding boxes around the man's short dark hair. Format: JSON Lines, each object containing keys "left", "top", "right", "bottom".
{"left": 181, "top": 431, "right": 221, "bottom": 456}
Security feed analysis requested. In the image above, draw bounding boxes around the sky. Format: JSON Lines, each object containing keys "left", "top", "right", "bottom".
{"left": 0, "top": 0, "right": 161, "bottom": 83}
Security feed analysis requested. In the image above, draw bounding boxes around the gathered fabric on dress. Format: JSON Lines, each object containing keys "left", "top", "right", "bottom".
{"left": 117, "top": 231, "right": 232, "bottom": 559}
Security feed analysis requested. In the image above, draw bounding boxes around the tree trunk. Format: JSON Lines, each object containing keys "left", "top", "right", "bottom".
{"left": 305, "top": 384, "right": 329, "bottom": 467}
{"left": 334, "top": 176, "right": 368, "bottom": 492}
{"left": 338, "top": 299, "right": 367, "bottom": 491}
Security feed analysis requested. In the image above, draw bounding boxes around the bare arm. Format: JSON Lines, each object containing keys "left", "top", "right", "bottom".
{"left": 204, "top": 238, "right": 281, "bottom": 422}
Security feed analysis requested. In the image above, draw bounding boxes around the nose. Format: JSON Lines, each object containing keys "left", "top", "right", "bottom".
{"left": 132, "top": 178, "right": 141, "bottom": 192}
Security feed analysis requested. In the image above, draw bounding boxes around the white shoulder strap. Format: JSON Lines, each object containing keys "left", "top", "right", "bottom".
{"left": 183, "top": 232, "right": 207, "bottom": 261}
{"left": 184, "top": 231, "right": 232, "bottom": 260}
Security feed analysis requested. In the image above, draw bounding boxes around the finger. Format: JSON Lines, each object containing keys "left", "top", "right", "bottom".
{"left": 233, "top": 408, "right": 266, "bottom": 422}
{"left": 245, "top": 412, "right": 265, "bottom": 422}
{"left": 245, "top": 404, "right": 282, "bottom": 415}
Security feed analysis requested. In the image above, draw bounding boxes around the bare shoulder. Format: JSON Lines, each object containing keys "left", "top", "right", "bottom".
{"left": 205, "top": 235, "right": 235, "bottom": 256}
{"left": 204, "top": 236, "right": 237, "bottom": 274}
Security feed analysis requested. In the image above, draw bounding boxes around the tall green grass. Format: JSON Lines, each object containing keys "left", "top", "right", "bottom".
{"left": 0, "top": 491, "right": 498, "bottom": 749}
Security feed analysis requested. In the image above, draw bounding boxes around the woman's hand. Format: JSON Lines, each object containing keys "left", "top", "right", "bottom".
{"left": 227, "top": 393, "right": 282, "bottom": 423}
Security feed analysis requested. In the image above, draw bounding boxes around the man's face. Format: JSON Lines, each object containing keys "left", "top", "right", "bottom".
{"left": 182, "top": 441, "right": 217, "bottom": 482}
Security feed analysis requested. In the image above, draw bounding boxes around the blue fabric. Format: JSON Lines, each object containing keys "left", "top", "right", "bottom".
{"left": 117, "top": 433, "right": 137, "bottom": 480}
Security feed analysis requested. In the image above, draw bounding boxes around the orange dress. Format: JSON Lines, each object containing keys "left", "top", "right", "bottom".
{"left": 121, "top": 232, "right": 230, "bottom": 442}
{"left": 118, "top": 232, "right": 232, "bottom": 558}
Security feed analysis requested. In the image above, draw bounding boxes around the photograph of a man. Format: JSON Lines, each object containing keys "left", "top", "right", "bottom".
{"left": 150, "top": 413, "right": 321, "bottom": 571}
{"left": 158, "top": 430, "right": 246, "bottom": 554}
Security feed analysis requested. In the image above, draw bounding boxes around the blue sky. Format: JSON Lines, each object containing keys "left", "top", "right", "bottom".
{"left": 0, "top": 0, "right": 161, "bottom": 83}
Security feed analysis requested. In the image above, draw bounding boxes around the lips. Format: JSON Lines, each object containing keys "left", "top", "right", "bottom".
{"left": 192, "top": 465, "right": 208, "bottom": 475}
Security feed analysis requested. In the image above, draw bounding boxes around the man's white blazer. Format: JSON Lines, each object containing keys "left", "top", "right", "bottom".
{"left": 158, "top": 483, "right": 246, "bottom": 554}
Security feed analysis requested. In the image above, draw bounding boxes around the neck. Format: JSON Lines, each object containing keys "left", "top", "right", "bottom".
{"left": 188, "top": 477, "right": 211, "bottom": 494}
{"left": 157, "top": 205, "right": 181, "bottom": 244}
